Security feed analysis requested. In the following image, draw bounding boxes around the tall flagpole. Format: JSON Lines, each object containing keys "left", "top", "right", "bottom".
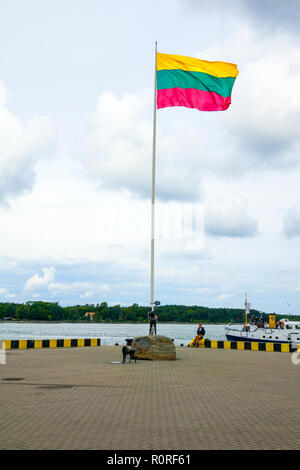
{"left": 150, "top": 41, "right": 157, "bottom": 312}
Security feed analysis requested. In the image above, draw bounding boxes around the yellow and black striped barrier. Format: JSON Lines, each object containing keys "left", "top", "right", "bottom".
{"left": 189, "top": 337, "right": 293, "bottom": 353}
{"left": 2, "top": 338, "right": 101, "bottom": 350}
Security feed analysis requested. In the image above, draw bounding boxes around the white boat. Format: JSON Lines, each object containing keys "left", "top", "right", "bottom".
{"left": 225, "top": 294, "right": 300, "bottom": 346}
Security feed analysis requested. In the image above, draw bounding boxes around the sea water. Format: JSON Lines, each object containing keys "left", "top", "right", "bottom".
{"left": 0, "top": 322, "right": 230, "bottom": 345}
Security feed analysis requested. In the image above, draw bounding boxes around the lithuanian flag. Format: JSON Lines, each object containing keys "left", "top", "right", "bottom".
{"left": 157, "top": 52, "right": 239, "bottom": 112}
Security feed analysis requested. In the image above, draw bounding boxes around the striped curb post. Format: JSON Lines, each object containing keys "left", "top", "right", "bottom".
{"left": 192, "top": 338, "right": 292, "bottom": 353}
{"left": 2, "top": 338, "right": 101, "bottom": 350}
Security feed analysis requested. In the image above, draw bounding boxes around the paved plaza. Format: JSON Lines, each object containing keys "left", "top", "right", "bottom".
{"left": 0, "top": 346, "right": 299, "bottom": 450}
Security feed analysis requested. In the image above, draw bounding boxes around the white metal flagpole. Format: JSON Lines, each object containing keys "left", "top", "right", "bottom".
{"left": 150, "top": 41, "right": 157, "bottom": 312}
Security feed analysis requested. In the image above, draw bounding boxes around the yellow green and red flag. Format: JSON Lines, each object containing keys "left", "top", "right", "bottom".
{"left": 157, "top": 52, "right": 239, "bottom": 112}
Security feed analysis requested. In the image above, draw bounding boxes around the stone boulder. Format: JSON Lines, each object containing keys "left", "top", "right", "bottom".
{"left": 132, "top": 335, "right": 176, "bottom": 361}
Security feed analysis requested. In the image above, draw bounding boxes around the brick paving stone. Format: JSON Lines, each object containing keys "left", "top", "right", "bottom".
{"left": 0, "top": 346, "right": 299, "bottom": 449}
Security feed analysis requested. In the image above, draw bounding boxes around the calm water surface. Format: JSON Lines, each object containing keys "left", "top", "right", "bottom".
{"left": 0, "top": 322, "right": 229, "bottom": 345}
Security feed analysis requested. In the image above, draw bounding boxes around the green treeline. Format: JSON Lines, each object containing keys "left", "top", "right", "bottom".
{"left": 1, "top": 301, "right": 299, "bottom": 323}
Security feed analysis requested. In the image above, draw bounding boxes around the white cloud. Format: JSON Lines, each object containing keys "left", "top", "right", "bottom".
{"left": 49, "top": 281, "right": 110, "bottom": 297}
{"left": 98, "top": 283, "right": 110, "bottom": 293}
{"left": 85, "top": 90, "right": 203, "bottom": 202}
{"left": 79, "top": 290, "right": 95, "bottom": 299}
{"left": 23, "top": 266, "right": 56, "bottom": 292}
{"left": 205, "top": 199, "right": 258, "bottom": 238}
{"left": 0, "top": 286, "right": 17, "bottom": 299}
{"left": 282, "top": 207, "right": 300, "bottom": 239}
{"left": 196, "top": 26, "right": 300, "bottom": 176}
{"left": 78, "top": 285, "right": 110, "bottom": 299}
{"left": 23, "top": 265, "right": 111, "bottom": 299}
{"left": 0, "top": 81, "right": 53, "bottom": 205}
{"left": 185, "top": 0, "right": 300, "bottom": 33}
{"left": 0, "top": 82, "right": 8, "bottom": 104}
{"left": 161, "top": 239, "right": 211, "bottom": 261}
{"left": 48, "top": 281, "right": 91, "bottom": 294}
{"left": 4, "top": 293, "right": 18, "bottom": 299}
{"left": 218, "top": 293, "right": 233, "bottom": 300}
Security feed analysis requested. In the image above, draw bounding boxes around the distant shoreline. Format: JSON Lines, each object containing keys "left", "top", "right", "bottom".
{"left": 3, "top": 302, "right": 299, "bottom": 323}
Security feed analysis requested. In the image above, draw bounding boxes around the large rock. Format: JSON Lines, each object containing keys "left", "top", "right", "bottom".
{"left": 132, "top": 335, "right": 176, "bottom": 360}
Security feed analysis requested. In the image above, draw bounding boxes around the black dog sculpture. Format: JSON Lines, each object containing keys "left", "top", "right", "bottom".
{"left": 122, "top": 345, "right": 136, "bottom": 363}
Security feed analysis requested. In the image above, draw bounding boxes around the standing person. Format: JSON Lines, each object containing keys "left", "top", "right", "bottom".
{"left": 149, "top": 309, "right": 156, "bottom": 335}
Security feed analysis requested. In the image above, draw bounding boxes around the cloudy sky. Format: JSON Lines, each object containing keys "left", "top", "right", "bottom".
{"left": 1, "top": 0, "right": 300, "bottom": 314}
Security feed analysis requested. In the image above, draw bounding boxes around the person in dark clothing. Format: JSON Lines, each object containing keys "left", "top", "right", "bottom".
{"left": 149, "top": 310, "right": 157, "bottom": 335}
{"left": 197, "top": 323, "right": 205, "bottom": 338}
{"left": 193, "top": 323, "right": 205, "bottom": 347}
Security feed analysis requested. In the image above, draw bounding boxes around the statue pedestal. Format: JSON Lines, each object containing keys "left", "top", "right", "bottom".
{"left": 132, "top": 335, "right": 176, "bottom": 360}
